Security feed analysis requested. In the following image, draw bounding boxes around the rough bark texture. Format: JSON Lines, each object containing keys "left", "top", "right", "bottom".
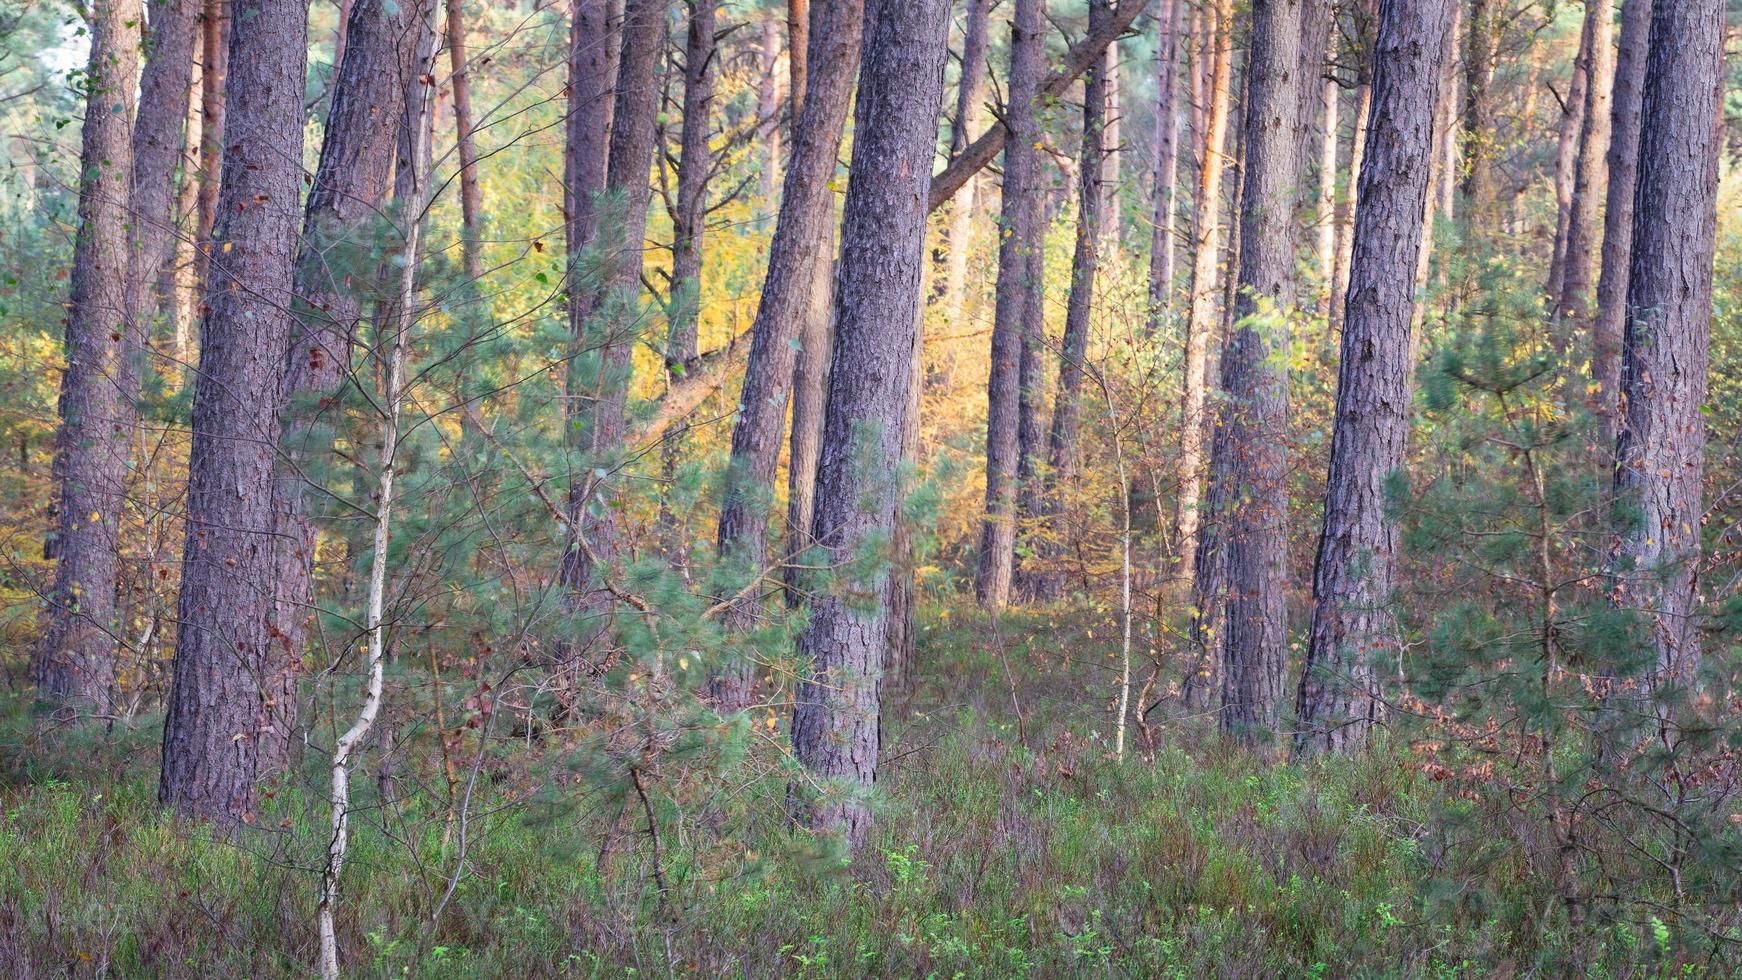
{"left": 1460, "top": 0, "right": 1496, "bottom": 217}
{"left": 447, "top": 0, "right": 485, "bottom": 284}
{"left": 562, "top": 0, "right": 666, "bottom": 644}
{"left": 1148, "top": 0, "right": 1182, "bottom": 327}
{"left": 1294, "top": 0, "right": 1453, "bottom": 756}
{"left": 1608, "top": 0, "right": 1723, "bottom": 687}
{"left": 1593, "top": 0, "right": 1650, "bottom": 447}
{"left": 1031, "top": 0, "right": 1109, "bottom": 603}
{"left": 783, "top": 254, "right": 834, "bottom": 601}
{"left": 1214, "top": 0, "right": 1330, "bottom": 743}
{"left": 33, "top": 0, "right": 142, "bottom": 710}
{"left": 275, "top": 0, "right": 431, "bottom": 687}
{"left": 1553, "top": 0, "right": 1614, "bottom": 334}
{"left": 159, "top": 0, "right": 309, "bottom": 821}
{"left": 925, "top": 0, "right": 1146, "bottom": 215}
{"left": 1329, "top": 0, "right": 1376, "bottom": 336}
{"left": 791, "top": 0, "right": 946, "bottom": 847}
{"left": 192, "top": 0, "right": 228, "bottom": 294}
{"left": 126, "top": 0, "right": 199, "bottom": 348}
{"left": 1173, "top": 0, "right": 1231, "bottom": 591}
{"left": 710, "top": 0, "right": 863, "bottom": 708}
{"left": 666, "top": 0, "right": 718, "bottom": 369}
{"left": 936, "top": 0, "right": 989, "bottom": 322}
{"left": 1545, "top": 13, "right": 1592, "bottom": 315}
{"left": 973, "top": 0, "right": 1044, "bottom": 609}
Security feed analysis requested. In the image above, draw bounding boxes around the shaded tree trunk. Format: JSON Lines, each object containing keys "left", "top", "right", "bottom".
{"left": 1592, "top": 0, "right": 1650, "bottom": 447}
{"left": 275, "top": 0, "right": 434, "bottom": 697}
{"left": 1173, "top": 0, "right": 1232, "bottom": 591}
{"left": 1545, "top": 12, "right": 1592, "bottom": 314}
{"left": 973, "top": 0, "right": 1045, "bottom": 609}
{"left": 1329, "top": 0, "right": 1377, "bottom": 336}
{"left": 32, "top": 0, "right": 143, "bottom": 711}
{"left": 446, "top": 0, "right": 485, "bottom": 284}
{"left": 1031, "top": 0, "right": 1110, "bottom": 604}
{"left": 1608, "top": 0, "right": 1723, "bottom": 690}
{"left": 710, "top": 0, "right": 864, "bottom": 708}
{"left": 192, "top": 0, "right": 228, "bottom": 295}
{"left": 1294, "top": 0, "right": 1454, "bottom": 756}
{"left": 1461, "top": 0, "right": 1497, "bottom": 219}
{"left": 1214, "top": 0, "right": 1331, "bottom": 743}
{"left": 1148, "top": 0, "right": 1182, "bottom": 327}
{"left": 791, "top": 0, "right": 947, "bottom": 847}
{"left": 126, "top": 0, "right": 199, "bottom": 352}
{"left": 1553, "top": 0, "right": 1614, "bottom": 335}
{"left": 159, "top": 0, "right": 310, "bottom": 822}
{"left": 666, "top": 0, "right": 718, "bottom": 370}
{"left": 936, "top": 0, "right": 990, "bottom": 322}
{"left": 755, "top": 12, "right": 781, "bottom": 210}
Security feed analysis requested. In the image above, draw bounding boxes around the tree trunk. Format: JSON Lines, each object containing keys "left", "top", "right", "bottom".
{"left": 783, "top": 253, "right": 834, "bottom": 602}
{"left": 1212, "top": 0, "right": 1331, "bottom": 743}
{"left": 1294, "top": 0, "right": 1454, "bottom": 756}
{"left": 126, "top": 0, "right": 199, "bottom": 351}
{"left": 973, "top": 0, "right": 1045, "bottom": 609}
{"left": 1148, "top": 0, "right": 1182, "bottom": 328}
{"left": 1031, "top": 0, "right": 1110, "bottom": 604}
{"left": 275, "top": 0, "right": 433, "bottom": 697}
{"left": 1316, "top": 67, "right": 1339, "bottom": 311}
{"left": 1461, "top": 0, "right": 1497, "bottom": 219}
{"left": 755, "top": 12, "right": 781, "bottom": 210}
{"left": 1592, "top": 0, "right": 1649, "bottom": 447}
{"left": 192, "top": 0, "right": 228, "bottom": 295}
{"left": 710, "top": 0, "right": 864, "bottom": 708}
{"left": 1102, "top": 41, "right": 1120, "bottom": 208}
{"left": 1173, "top": 0, "right": 1232, "bottom": 591}
{"left": 666, "top": 0, "right": 717, "bottom": 370}
{"left": 1553, "top": 0, "right": 1614, "bottom": 335}
{"left": 1545, "top": 12, "right": 1592, "bottom": 314}
{"left": 936, "top": 0, "right": 989, "bottom": 322}
{"left": 1608, "top": 0, "right": 1723, "bottom": 689}
{"left": 791, "top": 0, "right": 947, "bottom": 847}
{"left": 561, "top": 0, "right": 667, "bottom": 646}
{"left": 32, "top": 0, "right": 143, "bottom": 711}
{"left": 446, "top": 0, "right": 485, "bottom": 284}
{"left": 1329, "top": 0, "right": 1376, "bottom": 336}
{"left": 159, "top": 0, "right": 309, "bottom": 822}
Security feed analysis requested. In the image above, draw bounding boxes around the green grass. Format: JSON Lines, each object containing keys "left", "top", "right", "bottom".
{"left": 0, "top": 606, "right": 1722, "bottom": 977}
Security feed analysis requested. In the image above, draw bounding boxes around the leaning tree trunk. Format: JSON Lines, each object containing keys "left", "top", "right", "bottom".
{"left": 666, "top": 0, "right": 718, "bottom": 370}
{"left": 791, "top": 0, "right": 947, "bottom": 848}
{"left": 561, "top": 0, "right": 667, "bottom": 646}
{"left": 1592, "top": 0, "right": 1650, "bottom": 447}
{"left": 1294, "top": 0, "right": 1454, "bottom": 757}
{"left": 1213, "top": 0, "right": 1331, "bottom": 744}
{"left": 1031, "top": 0, "right": 1109, "bottom": 604}
{"left": 159, "top": 0, "right": 310, "bottom": 822}
{"left": 1148, "top": 0, "right": 1182, "bottom": 327}
{"left": 1607, "top": 0, "right": 1723, "bottom": 693}
{"left": 32, "top": 0, "right": 143, "bottom": 711}
{"left": 1552, "top": 0, "right": 1614, "bottom": 337}
{"left": 973, "top": 0, "right": 1045, "bottom": 610}
{"left": 1172, "top": 0, "right": 1232, "bottom": 593}
{"left": 1545, "top": 13, "right": 1592, "bottom": 317}
{"left": 936, "top": 0, "right": 990, "bottom": 322}
{"left": 275, "top": 0, "right": 433, "bottom": 694}
{"left": 709, "top": 0, "right": 864, "bottom": 709}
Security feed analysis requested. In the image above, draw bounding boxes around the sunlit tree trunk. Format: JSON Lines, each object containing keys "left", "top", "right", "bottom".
{"left": 711, "top": 0, "right": 864, "bottom": 708}
{"left": 1149, "top": 0, "right": 1182, "bottom": 326}
{"left": 936, "top": 0, "right": 990, "bottom": 322}
{"left": 1295, "top": 0, "right": 1454, "bottom": 756}
{"left": 1592, "top": 0, "right": 1650, "bottom": 446}
{"left": 974, "top": 0, "right": 1044, "bottom": 610}
{"left": 791, "top": 0, "right": 947, "bottom": 847}
{"left": 1554, "top": 0, "right": 1614, "bottom": 337}
{"left": 32, "top": 0, "right": 143, "bottom": 711}
{"left": 1608, "top": 0, "right": 1723, "bottom": 691}
{"left": 191, "top": 0, "right": 228, "bottom": 296}
{"left": 159, "top": 0, "right": 310, "bottom": 822}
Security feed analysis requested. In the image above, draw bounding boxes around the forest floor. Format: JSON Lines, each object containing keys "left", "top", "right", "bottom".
{"left": 0, "top": 605, "right": 1710, "bottom": 977}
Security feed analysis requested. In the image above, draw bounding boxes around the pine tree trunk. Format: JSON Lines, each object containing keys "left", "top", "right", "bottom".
{"left": 1553, "top": 0, "right": 1614, "bottom": 334}
{"left": 937, "top": 0, "right": 990, "bottom": 322}
{"left": 192, "top": 0, "right": 228, "bottom": 295}
{"left": 561, "top": 0, "right": 666, "bottom": 647}
{"left": 666, "top": 0, "right": 717, "bottom": 370}
{"left": 1461, "top": 0, "right": 1497, "bottom": 219}
{"left": 710, "top": 0, "right": 864, "bottom": 708}
{"left": 1294, "top": 0, "right": 1454, "bottom": 757}
{"left": 1316, "top": 68, "right": 1339, "bottom": 312}
{"left": 446, "top": 0, "right": 485, "bottom": 285}
{"left": 973, "top": 0, "right": 1044, "bottom": 610}
{"left": 1329, "top": 0, "right": 1376, "bottom": 336}
{"left": 32, "top": 0, "right": 142, "bottom": 711}
{"left": 126, "top": 0, "right": 199, "bottom": 352}
{"left": 1213, "top": 0, "right": 1331, "bottom": 743}
{"left": 1032, "top": 0, "right": 1109, "bottom": 604}
{"left": 1173, "top": 0, "right": 1232, "bottom": 591}
{"left": 1102, "top": 42, "right": 1120, "bottom": 209}
{"left": 755, "top": 12, "right": 782, "bottom": 210}
{"left": 159, "top": 0, "right": 310, "bottom": 822}
{"left": 1593, "top": 0, "right": 1650, "bottom": 446}
{"left": 1545, "top": 13, "right": 1592, "bottom": 316}
{"left": 1148, "top": 0, "right": 1182, "bottom": 327}
{"left": 791, "top": 0, "right": 947, "bottom": 847}
{"left": 1608, "top": 0, "right": 1723, "bottom": 689}
{"left": 275, "top": 0, "right": 434, "bottom": 694}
